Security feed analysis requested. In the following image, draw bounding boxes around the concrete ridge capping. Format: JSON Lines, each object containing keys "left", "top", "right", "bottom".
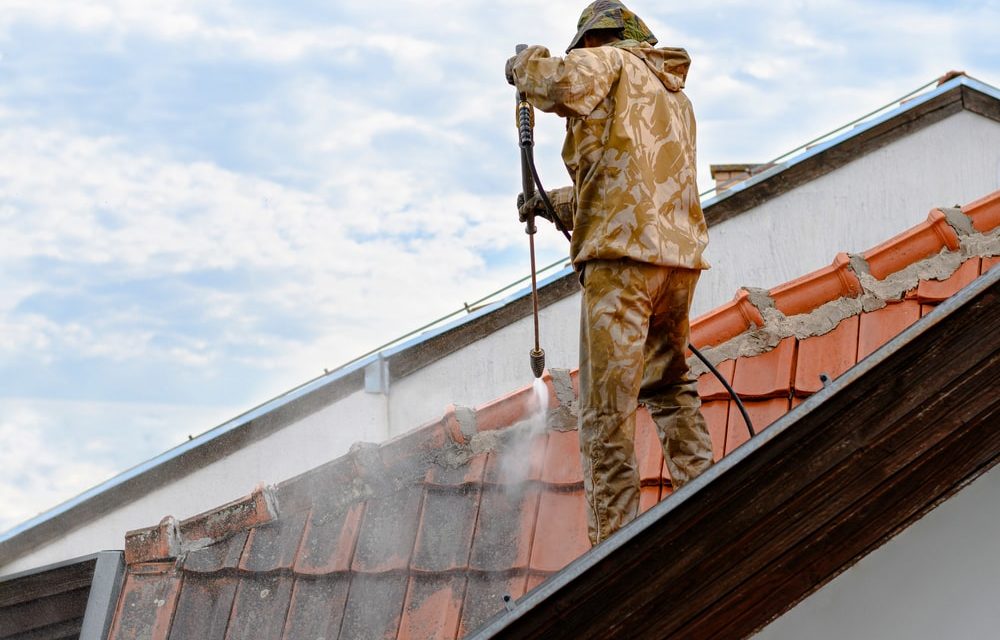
{"left": 2, "top": 74, "right": 998, "bottom": 567}
{"left": 690, "top": 190, "right": 1000, "bottom": 371}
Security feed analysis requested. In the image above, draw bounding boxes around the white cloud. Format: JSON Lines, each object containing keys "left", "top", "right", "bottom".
{"left": 0, "top": 398, "right": 228, "bottom": 533}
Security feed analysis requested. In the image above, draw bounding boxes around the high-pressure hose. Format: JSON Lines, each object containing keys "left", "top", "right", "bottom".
{"left": 511, "top": 43, "right": 754, "bottom": 437}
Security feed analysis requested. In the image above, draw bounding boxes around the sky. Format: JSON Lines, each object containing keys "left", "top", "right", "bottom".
{"left": 1, "top": 0, "right": 998, "bottom": 534}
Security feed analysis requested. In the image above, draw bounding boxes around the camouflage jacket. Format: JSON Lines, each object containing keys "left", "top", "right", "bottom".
{"left": 512, "top": 41, "right": 709, "bottom": 271}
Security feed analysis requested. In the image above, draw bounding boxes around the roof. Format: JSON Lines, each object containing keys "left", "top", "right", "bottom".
{"left": 105, "top": 189, "right": 1000, "bottom": 638}
{"left": 4, "top": 73, "right": 998, "bottom": 566}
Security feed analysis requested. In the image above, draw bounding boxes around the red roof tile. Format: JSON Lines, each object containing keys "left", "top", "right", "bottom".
{"left": 398, "top": 575, "right": 465, "bottom": 640}
{"left": 794, "top": 315, "right": 860, "bottom": 395}
{"left": 858, "top": 300, "right": 922, "bottom": 360}
{"left": 529, "top": 489, "right": 590, "bottom": 573}
{"left": 108, "top": 189, "right": 1000, "bottom": 640}
{"left": 917, "top": 258, "right": 981, "bottom": 302}
{"left": 731, "top": 337, "right": 797, "bottom": 398}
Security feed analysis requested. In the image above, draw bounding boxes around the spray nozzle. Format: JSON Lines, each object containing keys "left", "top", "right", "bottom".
{"left": 529, "top": 347, "right": 546, "bottom": 379}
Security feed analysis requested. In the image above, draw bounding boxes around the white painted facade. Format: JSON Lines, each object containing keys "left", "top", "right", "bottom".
{"left": 754, "top": 464, "right": 1000, "bottom": 640}
{"left": 4, "top": 96, "right": 1000, "bottom": 578}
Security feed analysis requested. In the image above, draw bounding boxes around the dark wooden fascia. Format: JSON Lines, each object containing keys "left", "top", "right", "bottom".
{"left": 471, "top": 266, "right": 1000, "bottom": 639}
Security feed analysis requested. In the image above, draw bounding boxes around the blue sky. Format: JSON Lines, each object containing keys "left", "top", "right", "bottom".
{"left": 1, "top": 0, "right": 998, "bottom": 533}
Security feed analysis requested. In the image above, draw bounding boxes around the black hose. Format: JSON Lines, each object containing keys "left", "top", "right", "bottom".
{"left": 521, "top": 143, "right": 756, "bottom": 439}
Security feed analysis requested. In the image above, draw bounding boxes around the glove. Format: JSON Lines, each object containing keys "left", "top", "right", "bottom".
{"left": 505, "top": 55, "right": 518, "bottom": 86}
{"left": 517, "top": 192, "right": 553, "bottom": 224}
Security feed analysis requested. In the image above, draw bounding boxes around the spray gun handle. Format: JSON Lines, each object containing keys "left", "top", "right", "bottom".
{"left": 515, "top": 45, "right": 537, "bottom": 235}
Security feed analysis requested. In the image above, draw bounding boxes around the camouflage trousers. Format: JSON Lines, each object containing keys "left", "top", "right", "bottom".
{"left": 578, "top": 259, "right": 714, "bottom": 546}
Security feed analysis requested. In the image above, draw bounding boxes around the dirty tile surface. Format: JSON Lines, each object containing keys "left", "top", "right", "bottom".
{"left": 108, "top": 193, "right": 1000, "bottom": 639}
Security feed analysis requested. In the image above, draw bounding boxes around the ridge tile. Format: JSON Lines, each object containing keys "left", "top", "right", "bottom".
{"left": 863, "top": 209, "right": 960, "bottom": 280}
{"left": 770, "top": 253, "right": 862, "bottom": 316}
{"left": 962, "top": 189, "right": 1000, "bottom": 233}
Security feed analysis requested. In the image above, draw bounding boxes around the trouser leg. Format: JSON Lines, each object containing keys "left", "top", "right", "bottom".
{"left": 639, "top": 268, "right": 714, "bottom": 489}
{"left": 578, "top": 260, "right": 650, "bottom": 546}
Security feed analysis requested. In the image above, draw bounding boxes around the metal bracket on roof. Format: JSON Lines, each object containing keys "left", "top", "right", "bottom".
{"left": 79, "top": 550, "right": 125, "bottom": 640}
{"left": 364, "top": 355, "right": 390, "bottom": 395}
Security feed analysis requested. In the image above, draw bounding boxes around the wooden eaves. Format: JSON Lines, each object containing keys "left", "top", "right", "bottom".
{"left": 470, "top": 265, "right": 1000, "bottom": 640}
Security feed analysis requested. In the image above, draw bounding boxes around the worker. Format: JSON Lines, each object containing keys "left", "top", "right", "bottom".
{"left": 506, "top": 0, "right": 714, "bottom": 546}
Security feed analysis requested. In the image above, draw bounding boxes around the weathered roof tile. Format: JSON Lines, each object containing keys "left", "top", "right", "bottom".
{"left": 294, "top": 503, "right": 365, "bottom": 576}
{"left": 281, "top": 577, "right": 350, "bottom": 640}
{"left": 168, "top": 576, "right": 238, "bottom": 640}
{"left": 351, "top": 485, "right": 423, "bottom": 573}
{"left": 398, "top": 575, "right": 465, "bottom": 640}
{"left": 239, "top": 510, "right": 308, "bottom": 573}
{"left": 469, "top": 486, "right": 540, "bottom": 573}
{"left": 339, "top": 573, "right": 409, "bottom": 639}
{"left": 410, "top": 486, "right": 481, "bottom": 573}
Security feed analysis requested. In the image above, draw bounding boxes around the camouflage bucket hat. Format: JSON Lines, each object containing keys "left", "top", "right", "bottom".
{"left": 566, "top": 0, "right": 657, "bottom": 53}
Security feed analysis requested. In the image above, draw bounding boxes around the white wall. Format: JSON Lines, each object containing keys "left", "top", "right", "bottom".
{"left": 5, "top": 110, "right": 1000, "bottom": 577}
{"left": 754, "top": 464, "right": 1000, "bottom": 640}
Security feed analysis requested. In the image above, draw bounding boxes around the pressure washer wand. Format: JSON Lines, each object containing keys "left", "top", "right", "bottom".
{"left": 514, "top": 44, "right": 546, "bottom": 379}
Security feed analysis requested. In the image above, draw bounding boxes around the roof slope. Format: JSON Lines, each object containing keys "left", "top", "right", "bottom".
{"left": 107, "top": 190, "right": 1000, "bottom": 639}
